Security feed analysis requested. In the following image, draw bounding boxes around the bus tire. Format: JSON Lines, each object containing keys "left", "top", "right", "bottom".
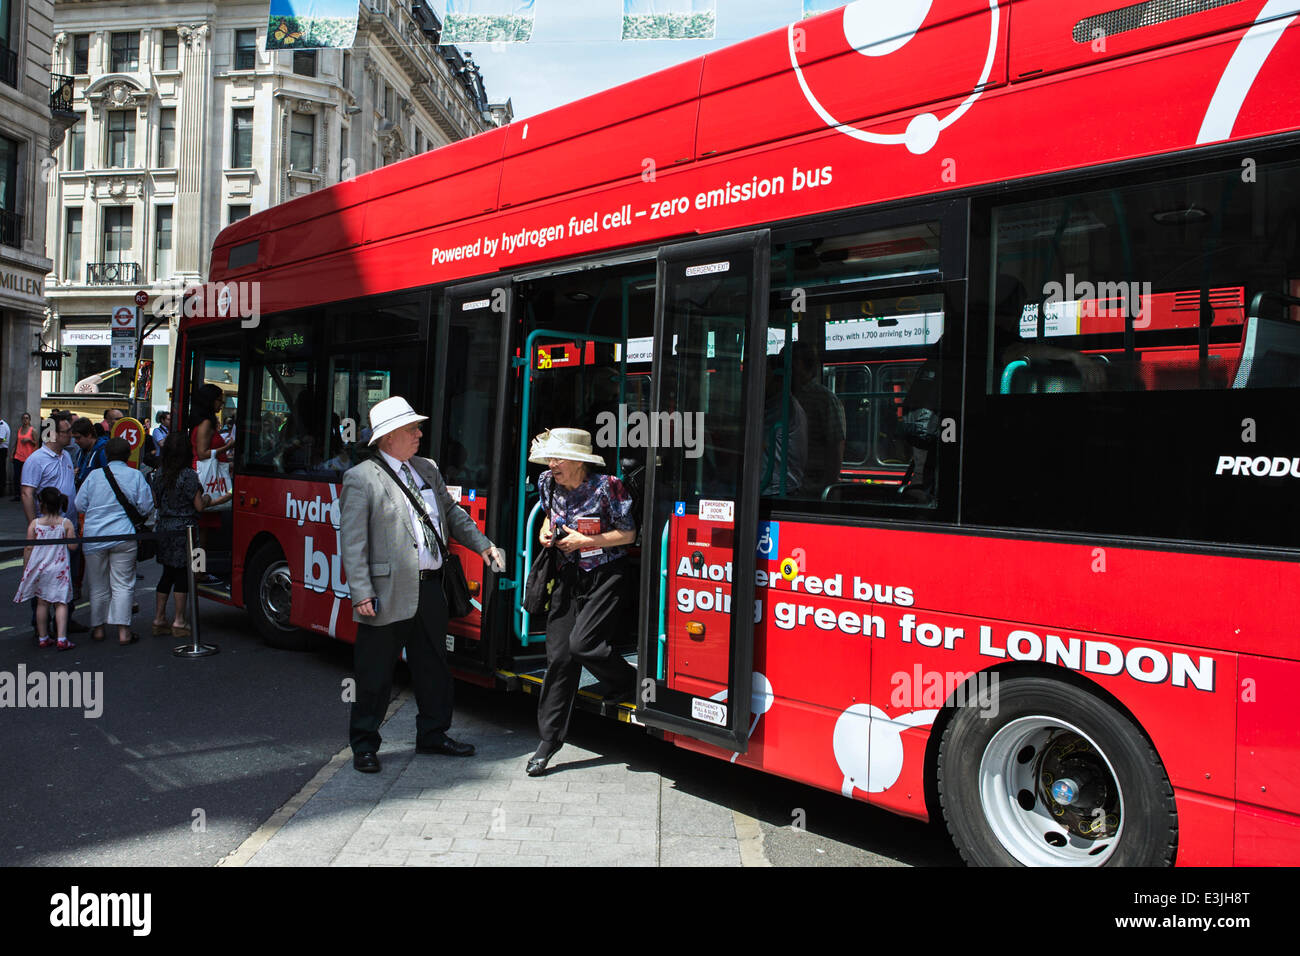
{"left": 244, "top": 543, "right": 309, "bottom": 650}
{"left": 937, "top": 676, "right": 1176, "bottom": 867}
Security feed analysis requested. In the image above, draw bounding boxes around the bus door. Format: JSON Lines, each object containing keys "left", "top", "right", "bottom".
{"left": 431, "top": 280, "right": 513, "bottom": 676}
{"left": 512, "top": 330, "right": 629, "bottom": 649}
{"left": 636, "top": 231, "right": 770, "bottom": 753}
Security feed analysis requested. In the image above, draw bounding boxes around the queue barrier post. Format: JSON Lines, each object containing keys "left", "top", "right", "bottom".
{"left": 173, "top": 524, "right": 218, "bottom": 659}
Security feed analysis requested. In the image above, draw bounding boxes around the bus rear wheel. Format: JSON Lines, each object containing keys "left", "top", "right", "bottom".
{"left": 937, "top": 677, "right": 1176, "bottom": 866}
{"left": 244, "top": 543, "right": 310, "bottom": 650}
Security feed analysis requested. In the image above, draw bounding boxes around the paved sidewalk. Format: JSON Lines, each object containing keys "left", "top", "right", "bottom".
{"left": 226, "top": 693, "right": 753, "bottom": 867}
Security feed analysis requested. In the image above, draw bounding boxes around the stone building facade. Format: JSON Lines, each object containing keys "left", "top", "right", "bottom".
{"left": 43, "top": 0, "right": 510, "bottom": 420}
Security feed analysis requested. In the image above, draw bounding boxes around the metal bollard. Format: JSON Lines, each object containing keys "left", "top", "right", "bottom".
{"left": 173, "top": 524, "right": 218, "bottom": 658}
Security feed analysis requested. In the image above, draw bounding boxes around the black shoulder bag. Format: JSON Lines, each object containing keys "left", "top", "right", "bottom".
{"left": 102, "top": 465, "right": 157, "bottom": 562}
{"left": 374, "top": 457, "right": 474, "bottom": 619}
{"left": 523, "top": 483, "right": 558, "bottom": 616}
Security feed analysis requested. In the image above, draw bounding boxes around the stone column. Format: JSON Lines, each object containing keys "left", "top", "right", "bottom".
{"left": 175, "top": 22, "right": 211, "bottom": 279}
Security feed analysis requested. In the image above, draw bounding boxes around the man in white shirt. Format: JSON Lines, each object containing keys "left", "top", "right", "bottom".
{"left": 0, "top": 415, "right": 9, "bottom": 498}
{"left": 339, "top": 396, "right": 505, "bottom": 774}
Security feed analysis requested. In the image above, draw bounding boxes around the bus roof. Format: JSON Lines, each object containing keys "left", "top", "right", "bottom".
{"left": 198, "top": 0, "right": 1300, "bottom": 320}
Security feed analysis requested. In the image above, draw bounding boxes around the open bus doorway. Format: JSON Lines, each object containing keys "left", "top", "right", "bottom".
{"left": 507, "top": 260, "right": 657, "bottom": 695}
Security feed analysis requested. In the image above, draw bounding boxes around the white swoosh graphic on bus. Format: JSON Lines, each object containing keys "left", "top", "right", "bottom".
{"left": 1198, "top": 0, "right": 1298, "bottom": 143}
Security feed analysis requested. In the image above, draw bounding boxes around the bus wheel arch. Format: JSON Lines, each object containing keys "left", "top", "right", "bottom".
{"left": 243, "top": 537, "right": 310, "bottom": 651}
{"left": 928, "top": 664, "right": 1178, "bottom": 867}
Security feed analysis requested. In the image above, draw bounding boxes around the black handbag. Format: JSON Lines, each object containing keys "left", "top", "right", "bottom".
{"left": 375, "top": 457, "right": 475, "bottom": 619}
{"left": 102, "top": 464, "right": 157, "bottom": 562}
{"left": 523, "top": 485, "right": 557, "bottom": 615}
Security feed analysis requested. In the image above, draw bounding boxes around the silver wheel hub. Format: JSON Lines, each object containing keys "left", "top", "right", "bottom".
{"left": 979, "top": 716, "right": 1124, "bottom": 866}
{"left": 259, "top": 561, "right": 294, "bottom": 631}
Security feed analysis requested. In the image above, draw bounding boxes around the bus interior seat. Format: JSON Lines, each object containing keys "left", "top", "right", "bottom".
{"left": 1231, "top": 315, "right": 1300, "bottom": 388}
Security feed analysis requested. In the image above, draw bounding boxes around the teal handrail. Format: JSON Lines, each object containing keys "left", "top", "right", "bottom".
{"left": 517, "top": 500, "right": 546, "bottom": 646}
{"left": 1000, "top": 360, "right": 1029, "bottom": 395}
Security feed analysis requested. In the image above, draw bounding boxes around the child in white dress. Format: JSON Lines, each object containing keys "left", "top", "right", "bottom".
{"left": 14, "top": 487, "right": 78, "bottom": 649}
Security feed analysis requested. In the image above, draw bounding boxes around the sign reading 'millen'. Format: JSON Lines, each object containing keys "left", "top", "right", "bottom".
{"left": 0, "top": 267, "right": 45, "bottom": 303}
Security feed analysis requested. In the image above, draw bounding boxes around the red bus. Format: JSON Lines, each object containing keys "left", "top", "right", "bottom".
{"left": 179, "top": 0, "right": 1300, "bottom": 866}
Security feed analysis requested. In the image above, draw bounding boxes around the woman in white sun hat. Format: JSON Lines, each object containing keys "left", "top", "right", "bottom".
{"left": 525, "top": 427, "right": 638, "bottom": 776}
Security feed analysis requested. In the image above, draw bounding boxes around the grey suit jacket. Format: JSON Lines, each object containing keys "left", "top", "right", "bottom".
{"left": 339, "top": 455, "right": 493, "bottom": 627}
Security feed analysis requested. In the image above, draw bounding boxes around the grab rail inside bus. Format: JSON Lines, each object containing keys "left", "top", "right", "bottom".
{"left": 512, "top": 328, "right": 628, "bottom": 644}
{"left": 999, "top": 360, "right": 1029, "bottom": 394}
{"left": 517, "top": 500, "right": 547, "bottom": 646}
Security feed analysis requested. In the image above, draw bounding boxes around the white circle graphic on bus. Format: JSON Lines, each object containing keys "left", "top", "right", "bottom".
{"left": 833, "top": 703, "right": 938, "bottom": 795}
{"left": 788, "top": 0, "right": 1001, "bottom": 155}
{"left": 711, "top": 671, "right": 774, "bottom": 763}
{"left": 843, "top": 0, "right": 932, "bottom": 57}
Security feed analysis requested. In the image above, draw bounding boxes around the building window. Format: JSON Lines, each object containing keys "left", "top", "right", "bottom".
{"left": 341, "top": 51, "right": 350, "bottom": 88}
{"left": 0, "top": 134, "right": 19, "bottom": 245}
{"left": 105, "top": 110, "right": 135, "bottom": 167}
{"left": 293, "top": 49, "right": 317, "bottom": 77}
{"left": 383, "top": 83, "right": 393, "bottom": 119}
{"left": 231, "top": 108, "right": 253, "bottom": 168}
{"left": 157, "top": 107, "right": 175, "bottom": 167}
{"left": 290, "top": 112, "right": 314, "bottom": 171}
{"left": 72, "top": 34, "right": 90, "bottom": 75}
{"left": 154, "top": 205, "right": 172, "bottom": 279}
{"left": 234, "top": 29, "right": 257, "bottom": 71}
{"left": 67, "top": 117, "right": 85, "bottom": 170}
{"left": 228, "top": 204, "right": 250, "bottom": 225}
{"left": 110, "top": 32, "right": 140, "bottom": 72}
{"left": 64, "top": 208, "right": 82, "bottom": 282}
{"left": 102, "top": 206, "right": 133, "bottom": 262}
{"left": 161, "top": 29, "right": 179, "bottom": 70}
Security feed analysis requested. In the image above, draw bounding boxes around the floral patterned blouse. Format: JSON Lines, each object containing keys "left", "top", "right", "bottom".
{"left": 537, "top": 470, "right": 635, "bottom": 572}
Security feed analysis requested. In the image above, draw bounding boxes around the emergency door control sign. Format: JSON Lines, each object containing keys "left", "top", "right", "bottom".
{"left": 691, "top": 698, "right": 727, "bottom": 727}
{"left": 698, "top": 499, "right": 734, "bottom": 522}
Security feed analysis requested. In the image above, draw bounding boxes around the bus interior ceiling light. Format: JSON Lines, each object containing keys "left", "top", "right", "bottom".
{"left": 1152, "top": 205, "right": 1211, "bottom": 225}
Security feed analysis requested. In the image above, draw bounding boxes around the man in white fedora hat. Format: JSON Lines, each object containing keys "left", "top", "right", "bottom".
{"left": 340, "top": 395, "right": 505, "bottom": 773}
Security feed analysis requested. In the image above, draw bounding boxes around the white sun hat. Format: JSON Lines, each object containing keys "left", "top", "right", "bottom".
{"left": 528, "top": 428, "right": 605, "bottom": 466}
{"left": 367, "top": 396, "right": 428, "bottom": 445}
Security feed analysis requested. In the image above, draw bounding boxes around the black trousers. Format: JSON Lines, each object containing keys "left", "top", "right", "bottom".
{"left": 0, "top": 449, "right": 7, "bottom": 496}
{"left": 537, "top": 558, "right": 637, "bottom": 744}
{"left": 349, "top": 571, "right": 452, "bottom": 755}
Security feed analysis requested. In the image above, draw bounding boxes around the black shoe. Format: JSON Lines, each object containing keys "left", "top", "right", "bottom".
{"left": 416, "top": 736, "right": 475, "bottom": 757}
{"left": 526, "top": 741, "right": 562, "bottom": 777}
{"left": 353, "top": 751, "right": 381, "bottom": 773}
{"left": 67, "top": 618, "right": 88, "bottom": 634}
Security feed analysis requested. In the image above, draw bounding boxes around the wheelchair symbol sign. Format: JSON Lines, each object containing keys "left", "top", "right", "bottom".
{"left": 468, "top": 489, "right": 477, "bottom": 501}
{"left": 756, "top": 521, "right": 779, "bottom": 561}
{"left": 674, "top": 501, "right": 685, "bottom": 517}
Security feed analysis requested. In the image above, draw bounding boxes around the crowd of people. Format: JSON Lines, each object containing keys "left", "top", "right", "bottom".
{"left": 5, "top": 399, "right": 230, "bottom": 649}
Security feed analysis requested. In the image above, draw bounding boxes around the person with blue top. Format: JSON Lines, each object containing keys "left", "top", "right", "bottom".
{"left": 525, "top": 428, "right": 638, "bottom": 777}
{"left": 76, "top": 438, "right": 154, "bottom": 645}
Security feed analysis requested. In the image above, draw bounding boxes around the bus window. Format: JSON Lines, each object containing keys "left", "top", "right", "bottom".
{"left": 989, "top": 158, "right": 1300, "bottom": 395}
{"left": 242, "top": 319, "right": 320, "bottom": 476}
{"left": 326, "top": 349, "right": 420, "bottom": 476}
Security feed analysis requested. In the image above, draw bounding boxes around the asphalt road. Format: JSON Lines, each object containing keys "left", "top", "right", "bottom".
{"left": 0, "top": 551, "right": 959, "bottom": 867}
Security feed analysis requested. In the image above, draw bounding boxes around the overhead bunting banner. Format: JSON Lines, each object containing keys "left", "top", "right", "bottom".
{"left": 802, "top": 2, "right": 843, "bottom": 19}
{"left": 443, "top": 0, "right": 536, "bottom": 43}
{"left": 623, "top": 0, "right": 716, "bottom": 39}
{"left": 265, "top": 0, "right": 360, "bottom": 50}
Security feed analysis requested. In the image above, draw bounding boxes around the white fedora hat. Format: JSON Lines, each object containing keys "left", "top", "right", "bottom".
{"left": 368, "top": 396, "right": 428, "bottom": 445}
{"left": 528, "top": 428, "right": 605, "bottom": 466}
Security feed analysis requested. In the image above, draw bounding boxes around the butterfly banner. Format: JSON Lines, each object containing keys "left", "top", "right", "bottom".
{"left": 622, "top": 0, "right": 716, "bottom": 39}
{"left": 442, "top": 0, "right": 535, "bottom": 43}
{"left": 802, "top": 1, "right": 844, "bottom": 19}
{"left": 266, "top": 0, "right": 360, "bottom": 50}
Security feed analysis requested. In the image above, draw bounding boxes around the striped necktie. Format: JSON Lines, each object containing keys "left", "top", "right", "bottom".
{"left": 402, "top": 463, "right": 439, "bottom": 557}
